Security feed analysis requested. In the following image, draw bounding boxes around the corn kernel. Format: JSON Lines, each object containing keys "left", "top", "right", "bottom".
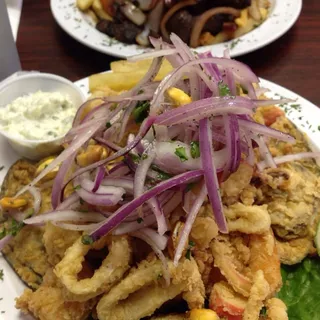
{"left": 166, "top": 87, "right": 192, "bottom": 107}
{"left": 259, "top": 7, "right": 268, "bottom": 20}
{"left": 35, "top": 157, "right": 59, "bottom": 181}
{"left": 0, "top": 197, "right": 27, "bottom": 209}
{"left": 76, "top": 145, "right": 108, "bottom": 167}
{"left": 189, "top": 309, "right": 220, "bottom": 320}
{"left": 235, "top": 9, "right": 248, "bottom": 28}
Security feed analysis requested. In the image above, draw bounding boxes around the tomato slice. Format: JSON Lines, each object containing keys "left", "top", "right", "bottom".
{"left": 100, "top": 0, "right": 115, "bottom": 16}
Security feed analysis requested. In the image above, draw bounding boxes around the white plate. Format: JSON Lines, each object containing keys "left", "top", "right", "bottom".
{"left": 50, "top": 0, "right": 302, "bottom": 58}
{"left": 0, "top": 76, "right": 318, "bottom": 319}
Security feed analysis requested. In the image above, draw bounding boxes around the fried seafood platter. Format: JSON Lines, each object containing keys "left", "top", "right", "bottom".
{"left": 1, "top": 35, "right": 320, "bottom": 320}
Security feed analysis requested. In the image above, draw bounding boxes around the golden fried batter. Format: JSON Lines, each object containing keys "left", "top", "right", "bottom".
{"left": 16, "top": 269, "right": 96, "bottom": 320}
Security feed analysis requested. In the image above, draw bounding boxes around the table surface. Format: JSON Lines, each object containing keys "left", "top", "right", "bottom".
{"left": 17, "top": 0, "right": 320, "bottom": 106}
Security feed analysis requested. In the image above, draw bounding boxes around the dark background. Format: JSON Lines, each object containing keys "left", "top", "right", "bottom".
{"left": 17, "top": 1, "right": 320, "bottom": 105}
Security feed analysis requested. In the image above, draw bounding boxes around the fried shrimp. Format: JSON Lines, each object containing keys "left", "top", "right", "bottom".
{"left": 243, "top": 270, "right": 269, "bottom": 320}
{"left": 249, "top": 230, "right": 282, "bottom": 296}
{"left": 54, "top": 235, "right": 132, "bottom": 301}
{"left": 96, "top": 257, "right": 205, "bottom": 320}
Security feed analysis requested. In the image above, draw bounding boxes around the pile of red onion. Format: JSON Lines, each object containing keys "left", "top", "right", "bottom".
{"left": 11, "top": 34, "right": 315, "bottom": 266}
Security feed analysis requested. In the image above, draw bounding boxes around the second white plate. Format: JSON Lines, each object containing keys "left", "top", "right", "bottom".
{"left": 50, "top": 0, "right": 302, "bottom": 58}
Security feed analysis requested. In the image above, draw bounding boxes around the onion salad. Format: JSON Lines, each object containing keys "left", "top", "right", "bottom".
{"left": 6, "top": 34, "right": 319, "bottom": 266}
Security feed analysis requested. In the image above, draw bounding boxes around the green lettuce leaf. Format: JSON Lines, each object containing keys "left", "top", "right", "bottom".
{"left": 277, "top": 258, "right": 320, "bottom": 320}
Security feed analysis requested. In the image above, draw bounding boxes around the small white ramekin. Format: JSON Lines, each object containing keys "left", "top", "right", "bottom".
{"left": 0, "top": 72, "right": 85, "bottom": 160}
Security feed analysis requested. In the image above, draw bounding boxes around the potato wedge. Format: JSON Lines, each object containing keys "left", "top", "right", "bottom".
{"left": 85, "top": 8, "right": 99, "bottom": 24}
{"left": 90, "top": 60, "right": 173, "bottom": 92}
{"left": 92, "top": 0, "right": 113, "bottom": 21}
{"left": 76, "top": 0, "right": 94, "bottom": 11}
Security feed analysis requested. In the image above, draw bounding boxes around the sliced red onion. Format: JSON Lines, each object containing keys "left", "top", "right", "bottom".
{"left": 108, "top": 163, "right": 131, "bottom": 177}
{"left": 56, "top": 192, "right": 80, "bottom": 211}
{"left": 155, "top": 96, "right": 254, "bottom": 126}
{"left": 129, "top": 48, "right": 177, "bottom": 61}
{"left": 101, "top": 177, "right": 134, "bottom": 193}
{"left": 92, "top": 166, "right": 106, "bottom": 192}
{"left": 16, "top": 120, "right": 105, "bottom": 198}
{"left": 148, "top": 197, "right": 168, "bottom": 236}
{"left": 238, "top": 118, "right": 295, "bottom": 143}
{"left": 51, "top": 152, "right": 77, "bottom": 209}
{"left": 134, "top": 143, "right": 156, "bottom": 199}
{"left": 131, "top": 229, "right": 170, "bottom": 285}
{"left": 28, "top": 186, "right": 41, "bottom": 215}
{"left": 0, "top": 235, "right": 12, "bottom": 251}
{"left": 174, "top": 181, "right": 207, "bottom": 265}
{"left": 76, "top": 185, "right": 125, "bottom": 206}
{"left": 24, "top": 210, "right": 105, "bottom": 225}
{"left": 257, "top": 152, "right": 320, "bottom": 171}
{"left": 254, "top": 134, "right": 277, "bottom": 169}
{"left": 89, "top": 170, "right": 203, "bottom": 240}
{"left": 52, "top": 221, "right": 102, "bottom": 232}
{"left": 68, "top": 115, "right": 156, "bottom": 184}
{"left": 153, "top": 141, "right": 227, "bottom": 174}
{"left": 95, "top": 137, "right": 121, "bottom": 152}
{"left": 199, "top": 118, "right": 228, "bottom": 233}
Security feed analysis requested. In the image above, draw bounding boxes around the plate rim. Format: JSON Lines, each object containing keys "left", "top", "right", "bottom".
{"left": 50, "top": 0, "right": 302, "bottom": 58}
{"left": 1, "top": 74, "right": 319, "bottom": 319}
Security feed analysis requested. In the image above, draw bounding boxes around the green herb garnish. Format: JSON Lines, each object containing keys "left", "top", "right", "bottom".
{"left": 130, "top": 153, "right": 140, "bottom": 163}
{"left": 185, "top": 249, "right": 191, "bottom": 260}
{"left": 137, "top": 217, "right": 144, "bottom": 224}
{"left": 0, "top": 269, "right": 3, "bottom": 281}
{"left": 80, "top": 198, "right": 85, "bottom": 205}
{"left": 81, "top": 235, "right": 94, "bottom": 245}
{"left": 141, "top": 154, "right": 148, "bottom": 160}
{"left": 175, "top": 146, "right": 188, "bottom": 162}
{"left": 74, "top": 185, "right": 81, "bottom": 190}
{"left": 133, "top": 101, "right": 150, "bottom": 123}
{"left": 0, "top": 166, "right": 4, "bottom": 171}
{"left": 106, "top": 122, "right": 112, "bottom": 128}
{"left": 190, "top": 141, "right": 200, "bottom": 159}
{"left": 8, "top": 219, "right": 24, "bottom": 236}
{"left": 218, "top": 82, "right": 231, "bottom": 97}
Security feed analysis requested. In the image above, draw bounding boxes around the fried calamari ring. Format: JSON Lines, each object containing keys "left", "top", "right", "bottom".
{"left": 54, "top": 235, "right": 132, "bottom": 302}
{"left": 97, "top": 257, "right": 205, "bottom": 320}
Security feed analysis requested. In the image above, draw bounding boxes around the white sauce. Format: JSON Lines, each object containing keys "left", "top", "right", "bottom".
{"left": 0, "top": 91, "right": 77, "bottom": 141}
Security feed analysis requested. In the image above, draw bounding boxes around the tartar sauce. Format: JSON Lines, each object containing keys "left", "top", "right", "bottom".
{"left": 0, "top": 91, "right": 77, "bottom": 141}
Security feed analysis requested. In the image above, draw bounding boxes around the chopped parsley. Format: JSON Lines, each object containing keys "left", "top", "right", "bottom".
{"left": 151, "top": 165, "right": 173, "bottom": 181}
{"left": 130, "top": 153, "right": 140, "bottom": 163}
{"left": 7, "top": 219, "right": 24, "bottom": 237}
{"left": 185, "top": 240, "right": 195, "bottom": 260}
{"left": 190, "top": 141, "right": 200, "bottom": 159}
{"left": 81, "top": 235, "right": 94, "bottom": 245}
{"left": 0, "top": 269, "right": 3, "bottom": 281}
{"left": 175, "top": 146, "right": 188, "bottom": 162}
{"left": 132, "top": 101, "right": 150, "bottom": 123}
{"left": 79, "top": 198, "right": 85, "bottom": 205}
{"left": 186, "top": 183, "right": 195, "bottom": 193}
{"left": 230, "top": 38, "right": 243, "bottom": 49}
{"left": 0, "top": 166, "right": 4, "bottom": 171}
{"left": 218, "top": 82, "right": 231, "bottom": 97}
{"left": 141, "top": 154, "right": 148, "bottom": 160}
{"left": 137, "top": 217, "right": 144, "bottom": 224}
{"left": 157, "top": 273, "right": 163, "bottom": 280}
{"left": 318, "top": 126, "right": 320, "bottom": 132}
{"left": 73, "top": 185, "right": 81, "bottom": 190}
{"left": 106, "top": 122, "right": 112, "bottom": 128}
{"left": 110, "top": 103, "right": 118, "bottom": 111}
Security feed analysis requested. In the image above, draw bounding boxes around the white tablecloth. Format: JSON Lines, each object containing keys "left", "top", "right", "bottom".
{"left": 5, "top": 0, "right": 23, "bottom": 41}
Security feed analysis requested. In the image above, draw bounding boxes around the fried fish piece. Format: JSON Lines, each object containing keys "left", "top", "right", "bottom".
{"left": 97, "top": 257, "right": 205, "bottom": 320}
{"left": 1, "top": 159, "right": 51, "bottom": 289}
{"left": 16, "top": 268, "right": 96, "bottom": 320}
{"left": 43, "top": 222, "right": 81, "bottom": 266}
